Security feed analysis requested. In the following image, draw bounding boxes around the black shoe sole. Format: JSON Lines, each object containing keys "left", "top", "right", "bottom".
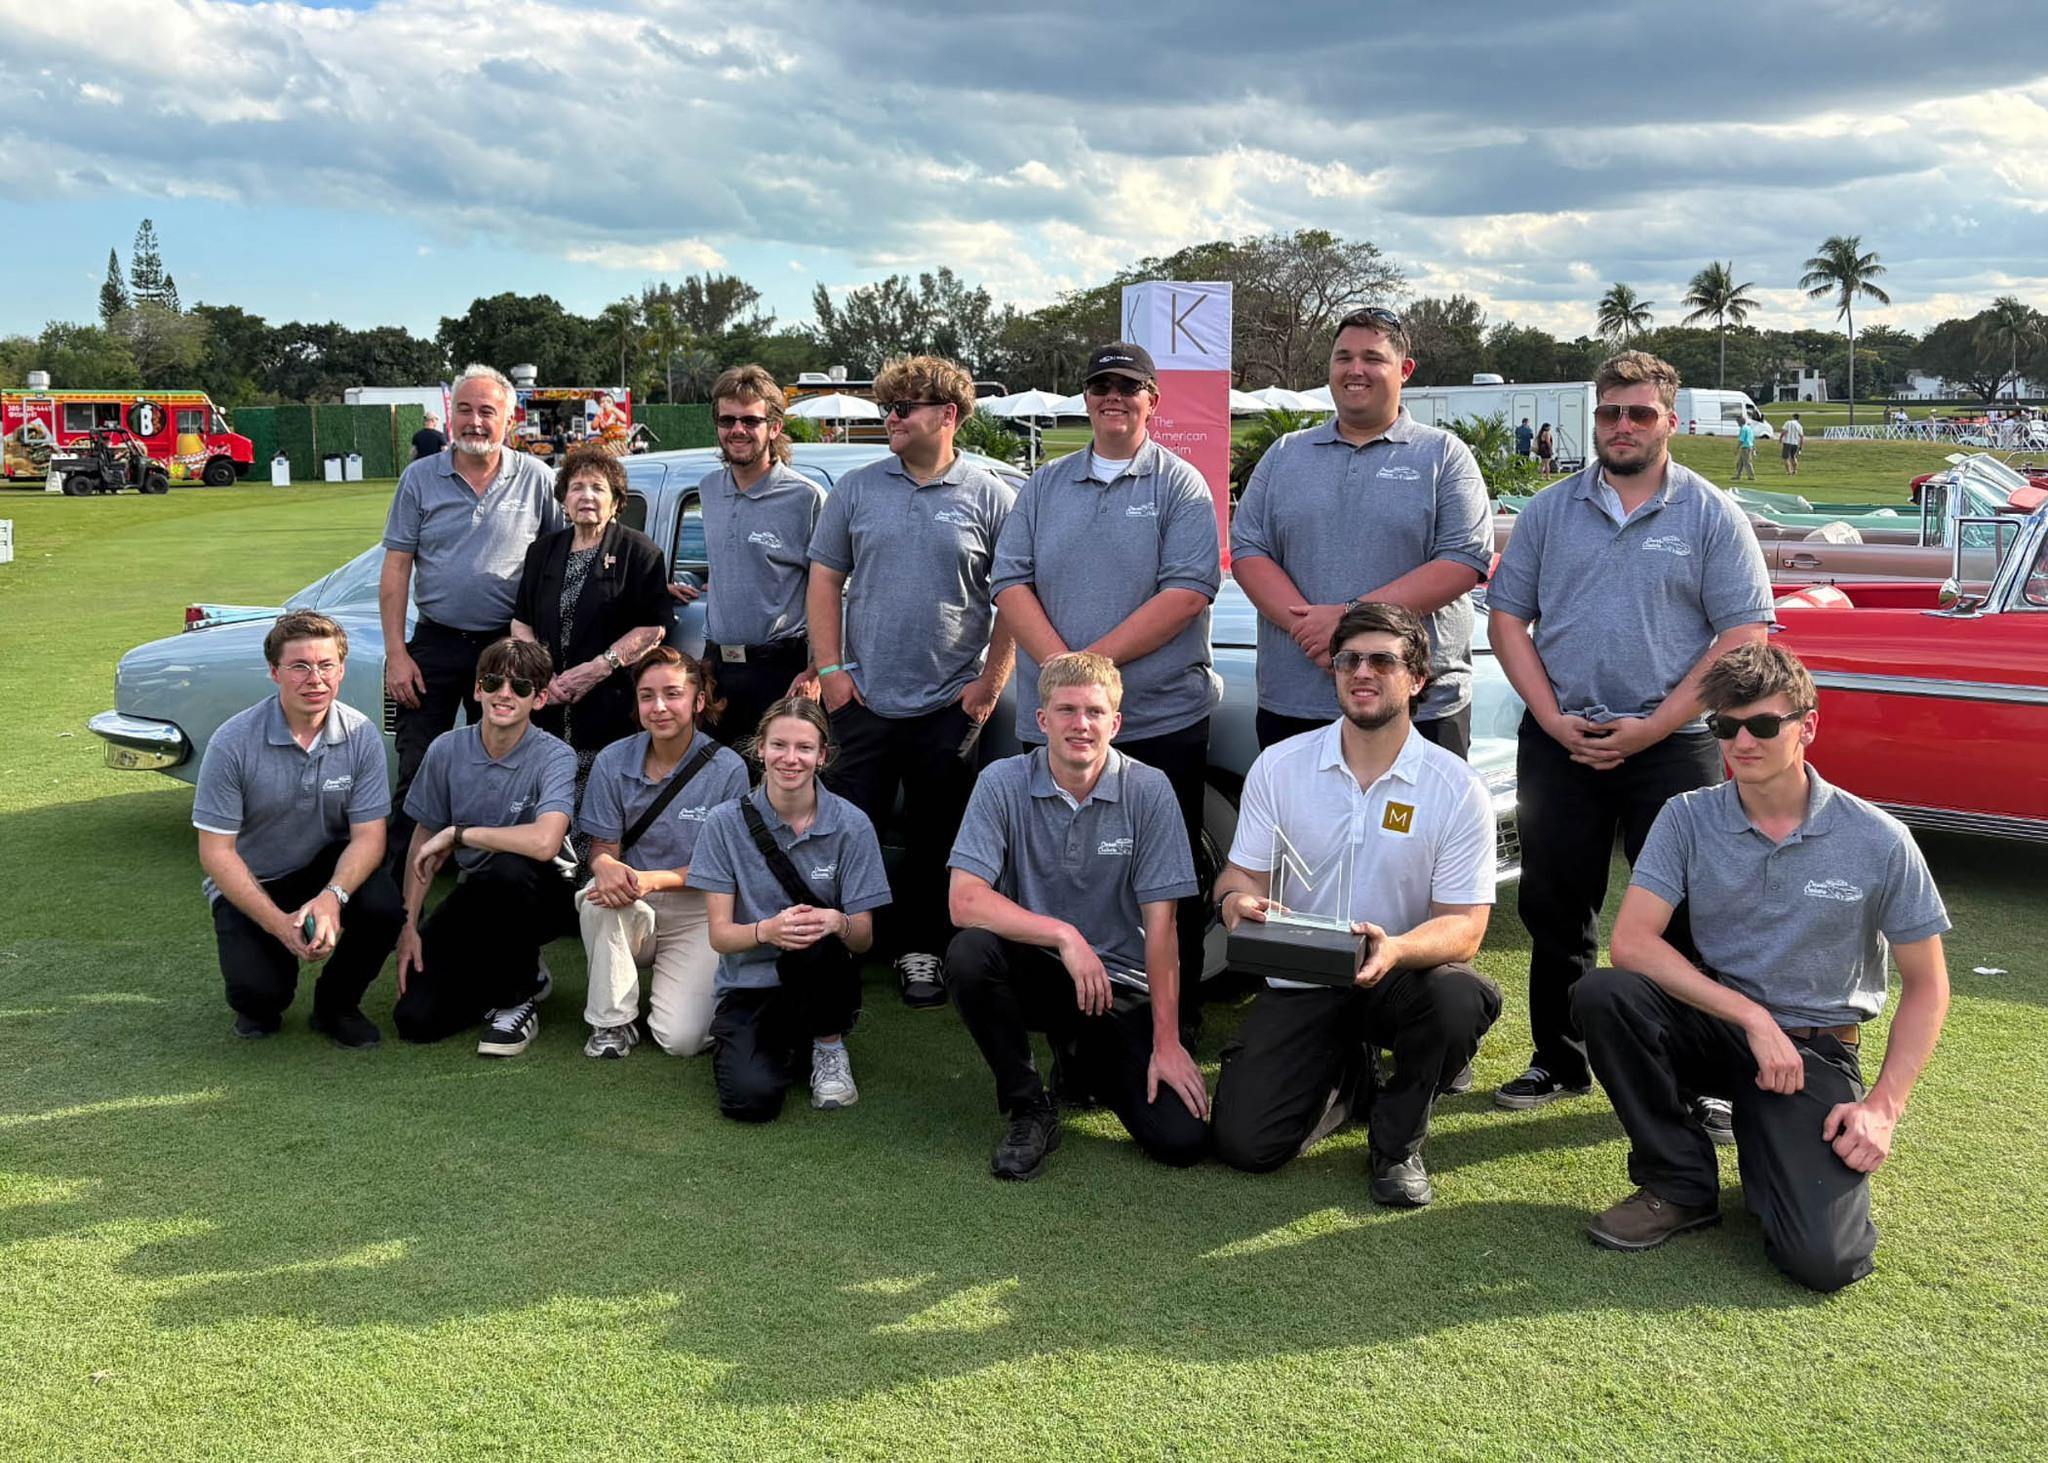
{"left": 1370, "top": 1182, "right": 1434, "bottom": 1209}
{"left": 901, "top": 988, "right": 948, "bottom": 1008}
{"left": 232, "top": 1022, "right": 278, "bottom": 1040}
{"left": 1493, "top": 1084, "right": 1593, "bottom": 1111}
{"left": 991, "top": 1124, "right": 1062, "bottom": 1182}
{"left": 1587, "top": 1210, "right": 1722, "bottom": 1252}
{"left": 309, "top": 1016, "right": 381, "bottom": 1050}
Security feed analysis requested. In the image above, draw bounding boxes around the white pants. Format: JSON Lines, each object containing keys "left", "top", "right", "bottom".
{"left": 577, "top": 884, "right": 716, "bottom": 1055}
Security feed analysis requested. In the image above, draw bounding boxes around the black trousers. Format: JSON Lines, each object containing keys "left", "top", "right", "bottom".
{"left": 946, "top": 930, "right": 1208, "bottom": 1167}
{"left": 1212, "top": 966, "right": 1501, "bottom": 1172}
{"left": 392, "top": 855, "right": 573, "bottom": 1044}
{"left": 709, "top": 941, "right": 863, "bottom": 1123}
{"left": 1575, "top": 968, "right": 1876, "bottom": 1292}
{"left": 1514, "top": 715, "right": 1723, "bottom": 1086}
{"left": 387, "top": 618, "right": 507, "bottom": 877}
{"left": 209, "top": 843, "right": 404, "bottom": 1026}
{"left": 824, "top": 698, "right": 984, "bottom": 958}
{"left": 1114, "top": 716, "right": 1211, "bottom": 1007}
{"left": 1255, "top": 705, "right": 1471, "bottom": 759}
{"left": 706, "top": 638, "right": 810, "bottom": 763}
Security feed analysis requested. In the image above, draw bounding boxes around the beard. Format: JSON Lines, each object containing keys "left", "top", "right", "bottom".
{"left": 1342, "top": 696, "right": 1406, "bottom": 733}
{"left": 720, "top": 438, "right": 763, "bottom": 467}
{"left": 452, "top": 433, "right": 499, "bottom": 458}
{"left": 1594, "top": 436, "right": 1664, "bottom": 476}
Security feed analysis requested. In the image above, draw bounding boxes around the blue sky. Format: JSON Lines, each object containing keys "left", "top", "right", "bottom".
{"left": 3, "top": 0, "right": 2046, "bottom": 347}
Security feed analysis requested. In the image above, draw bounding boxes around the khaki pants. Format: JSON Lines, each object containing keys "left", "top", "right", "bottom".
{"left": 577, "top": 884, "right": 716, "bottom": 1055}
{"left": 1734, "top": 444, "right": 1756, "bottom": 480}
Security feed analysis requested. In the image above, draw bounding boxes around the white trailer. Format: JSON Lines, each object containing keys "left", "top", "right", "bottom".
{"left": 1674, "top": 387, "right": 1775, "bottom": 439}
{"left": 343, "top": 384, "right": 451, "bottom": 423}
{"left": 1400, "top": 380, "right": 1597, "bottom": 470}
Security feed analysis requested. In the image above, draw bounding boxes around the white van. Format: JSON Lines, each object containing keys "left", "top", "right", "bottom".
{"left": 1674, "top": 388, "right": 1774, "bottom": 439}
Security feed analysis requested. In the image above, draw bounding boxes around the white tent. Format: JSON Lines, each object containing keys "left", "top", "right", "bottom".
{"left": 1298, "top": 385, "right": 1335, "bottom": 410}
{"left": 788, "top": 392, "right": 881, "bottom": 421}
{"left": 979, "top": 389, "right": 1071, "bottom": 419}
{"left": 1229, "top": 388, "right": 1279, "bottom": 415}
{"left": 1048, "top": 392, "right": 1089, "bottom": 416}
{"left": 1245, "top": 385, "right": 1323, "bottom": 412}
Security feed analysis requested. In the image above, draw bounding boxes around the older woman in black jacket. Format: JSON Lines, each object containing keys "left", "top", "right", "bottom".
{"left": 512, "top": 447, "right": 672, "bottom": 782}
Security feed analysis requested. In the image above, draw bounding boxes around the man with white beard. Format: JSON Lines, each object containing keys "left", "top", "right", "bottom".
{"left": 379, "top": 363, "right": 565, "bottom": 871}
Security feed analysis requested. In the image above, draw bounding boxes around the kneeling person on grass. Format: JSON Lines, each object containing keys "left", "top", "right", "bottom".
{"left": 394, "top": 637, "right": 578, "bottom": 1057}
{"left": 1210, "top": 602, "right": 1501, "bottom": 1208}
{"left": 946, "top": 652, "right": 1208, "bottom": 1182}
{"left": 193, "top": 610, "right": 405, "bottom": 1048}
{"left": 1579, "top": 642, "right": 1950, "bottom": 1291}
{"left": 691, "top": 698, "right": 891, "bottom": 1120}
{"left": 576, "top": 649, "right": 750, "bottom": 1060}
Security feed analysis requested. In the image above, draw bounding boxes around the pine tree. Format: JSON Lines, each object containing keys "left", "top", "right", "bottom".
{"left": 129, "top": 219, "right": 165, "bottom": 306}
{"left": 160, "top": 274, "right": 180, "bottom": 313}
{"left": 99, "top": 247, "right": 129, "bottom": 323}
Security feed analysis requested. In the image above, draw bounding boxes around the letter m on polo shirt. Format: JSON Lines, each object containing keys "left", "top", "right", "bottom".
{"left": 1382, "top": 802, "right": 1415, "bottom": 834}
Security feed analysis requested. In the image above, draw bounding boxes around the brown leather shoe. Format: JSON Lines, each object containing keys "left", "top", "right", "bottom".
{"left": 1587, "top": 1187, "right": 1720, "bottom": 1251}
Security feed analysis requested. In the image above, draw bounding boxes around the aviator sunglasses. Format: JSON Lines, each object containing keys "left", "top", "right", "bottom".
{"left": 1331, "top": 650, "right": 1406, "bottom": 676}
{"left": 1708, "top": 710, "right": 1806, "bottom": 740}
{"left": 479, "top": 672, "right": 538, "bottom": 698}
{"left": 1593, "top": 403, "right": 1667, "bottom": 427}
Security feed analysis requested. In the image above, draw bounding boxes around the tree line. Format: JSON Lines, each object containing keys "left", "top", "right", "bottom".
{"left": 2, "top": 221, "right": 2042, "bottom": 408}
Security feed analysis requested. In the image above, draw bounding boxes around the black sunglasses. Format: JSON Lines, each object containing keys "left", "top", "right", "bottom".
{"left": 1708, "top": 711, "right": 1806, "bottom": 740}
{"left": 1085, "top": 377, "right": 1150, "bottom": 398}
{"left": 1594, "top": 403, "right": 1666, "bottom": 427}
{"left": 1338, "top": 305, "right": 1404, "bottom": 333}
{"left": 479, "top": 672, "right": 538, "bottom": 698}
{"left": 883, "top": 400, "right": 947, "bottom": 418}
{"left": 1331, "top": 650, "right": 1406, "bottom": 676}
{"left": 714, "top": 413, "right": 769, "bottom": 430}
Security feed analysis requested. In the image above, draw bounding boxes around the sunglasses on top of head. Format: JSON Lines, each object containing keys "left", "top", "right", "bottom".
{"left": 1708, "top": 710, "right": 1806, "bottom": 740}
{"left": 479, "top": 672, "right": 538, "bottom": 698}
{"left": 1593, "top": 403, "right": 1667, "bottom": 427}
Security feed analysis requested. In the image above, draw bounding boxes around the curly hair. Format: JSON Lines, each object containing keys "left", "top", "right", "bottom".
{"left": 873, "top": 355, "right": 975, "bottom": 420}
{"left": 553, "top": 445, "right": 629, "bottom": 509}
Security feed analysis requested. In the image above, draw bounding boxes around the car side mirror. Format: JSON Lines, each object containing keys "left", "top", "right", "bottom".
{"left": 1937, "top": 576, "right": 1961, "bottom": 609}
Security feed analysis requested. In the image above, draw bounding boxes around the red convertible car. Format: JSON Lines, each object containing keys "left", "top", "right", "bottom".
{"left": 1772, "top": 499, "right": 2048, "bottom": 842}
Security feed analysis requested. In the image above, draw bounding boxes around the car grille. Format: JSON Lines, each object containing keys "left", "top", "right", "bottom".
{"left": 1495, "top": 812, "right": 1522, "bottom": 883}
{"left": 382, "top": 691, "right": 398, "bottom": 736}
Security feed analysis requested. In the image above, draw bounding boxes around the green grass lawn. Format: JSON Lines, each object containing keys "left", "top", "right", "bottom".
{"left": 3, "top": 485, "right": 2046, "bottom": 1459}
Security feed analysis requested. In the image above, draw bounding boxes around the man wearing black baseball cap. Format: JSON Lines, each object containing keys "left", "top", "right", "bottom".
{"left": 991, "top": 341, "right": 1223, "bottom": 1045}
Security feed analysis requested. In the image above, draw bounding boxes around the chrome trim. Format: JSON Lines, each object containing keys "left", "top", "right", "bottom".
{"left": 1810, "top": 671, "right": 2048, "bottom": 707}
{"left": 1878, "top": 802, "right": 2048, "bottom": 844}
{"left": 87, "top": 711, "right": 190, "bottom": 769}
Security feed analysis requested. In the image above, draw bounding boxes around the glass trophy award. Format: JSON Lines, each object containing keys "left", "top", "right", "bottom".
{"left": 1224, "top": 828, "right": 1370, "bottom": 987}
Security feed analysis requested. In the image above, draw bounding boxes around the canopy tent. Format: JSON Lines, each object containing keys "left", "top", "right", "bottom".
{"left": 1297, "top": 384, "right": 1335, "bottom": 410}
{"left": 978, "top": 389, "right": 1072, "bottom": 419}
{"left": 1244, "top": 385, "right": 1324, "bottom": 412}
{"left": 788, "top": 393, "right": 882, "bottom": 421}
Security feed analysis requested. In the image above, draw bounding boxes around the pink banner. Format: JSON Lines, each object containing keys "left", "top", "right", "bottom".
{"left": 1148, "top": 368, "right": 1234, "bottom": 566}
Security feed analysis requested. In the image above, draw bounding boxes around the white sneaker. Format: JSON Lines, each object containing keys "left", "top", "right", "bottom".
{"left": 583, "top": 1022, "right": 639, "bottom": 1059}
{"left": 478, "top": 1001, "right": 539, "bottom": 1057}
{"left": 810, "top": 1040, "right": 859, "bottom": 1109}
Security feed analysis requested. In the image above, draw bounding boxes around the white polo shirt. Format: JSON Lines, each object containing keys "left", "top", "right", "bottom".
{"left": 1228, "top": 721, "right": 1496, "bottom": 989}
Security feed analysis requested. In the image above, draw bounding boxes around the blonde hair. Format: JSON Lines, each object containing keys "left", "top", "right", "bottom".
{"left": 1037, "top": 651, "right": 1123, "bottom": 710}
{"left": 873, "top": 355, "right": 975, "bottom": 419}
{"left": 1595, "top": 350, "right": 1681, "bottom": 410}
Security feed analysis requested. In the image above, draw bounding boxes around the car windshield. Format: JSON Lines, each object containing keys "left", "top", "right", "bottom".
{"left": 290, "top": 545, "right": 384, "bottom": 609}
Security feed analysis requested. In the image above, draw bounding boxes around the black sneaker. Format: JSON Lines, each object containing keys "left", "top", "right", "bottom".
{"left": 991, "top": 1101, "right": 1061, "bottom": 1181}
{"left": 1440, "top": 1061, "right": 1476, "bottom": 1097}
{"left": 895, "top": 952, "right": 947, "bottom": 1008}
{"left": 1694, "top": 1096, "right": 1735, "bottom": 1146}
{"left": 232, "top": 1013, "right": 279, "bottom": 1040}
{"left": 310, "top": 1009, "right": 381, "bottom": 1050}
{"left": 1493, "top": 1063, "right": 1592, "bottom": 1111}
{"left": 477, "top": 1001, "right": 539, "bottom": 1057}
{"left": 1369, "top": 1152, "right": 1434, "bottom": 1208}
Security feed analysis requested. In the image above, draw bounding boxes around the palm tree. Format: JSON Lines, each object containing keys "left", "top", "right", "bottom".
{"left": 1681, "top": 261, "right": 1759, "bottom": 388}
{"left": 1986, "top": 296, "right": 2044, "bottom": 401}
{"left": 596, "top": 299, "right": 640, "bottom": 389}
{"left": 641, "top": 301, "right": 686, "bottom": 403}
{"left": 1596, "top": 283, "right": 1655, "bottom": 346}
{"left": 1799, "top": 235, "right": 1890, "bottom": 425}
{"left": 1229, "top": 409, "right": 1321, "bottom": 497}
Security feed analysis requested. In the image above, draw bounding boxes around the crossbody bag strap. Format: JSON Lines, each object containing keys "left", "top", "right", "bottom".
{"left": 740, "top": 797, "right": 827, "bottom": 908}
{"left": 618, "top": 741, "right": 717, "bottom": 856}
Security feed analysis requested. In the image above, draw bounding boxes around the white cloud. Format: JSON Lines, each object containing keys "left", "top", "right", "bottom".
{"left": 563, "top": 238, "right": 728, "bottom": 272}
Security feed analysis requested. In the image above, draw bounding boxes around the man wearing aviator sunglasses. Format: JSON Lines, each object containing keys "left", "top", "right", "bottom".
{"left": 1487, "top": 350, "right": 1775, "bottom": 1117}
{"left": 393, "top": 636, "right": 580, "bottom": 1059}
{"left": 1578, "top": 643, "right": 1950, "bottom": 1290}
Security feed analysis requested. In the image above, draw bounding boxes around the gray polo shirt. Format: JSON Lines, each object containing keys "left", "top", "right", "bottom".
{"left": 381, "top": 449, "right": 564, "bottom": 632}
{"left": 992, "top": 441, "right": 1222, "bottom": 743}
{"left": 402, "top": 722, "right": 578, "bottom": 872}
{"left": 807, "top": 454, "right": 1016, "bottom": 718}
{"left": 1487, "top": 459, "right": 1773, "bottom": 723}
{"left": 576, "top": 732, "right": 750, "bottom": 874}
{"left": 1631, "top": 769, "right": 1950, "bottom": 1028}
{"left": 1231, "top": 411, "right": 1492, "bottom": 723}
{"left": 688, "top": 785, "right": 892, "bottom": 992}
{"left": 192, "top": 697, "right": 390, "bottom": 904}
{"left": 948, "top": 748, "right": 1198, "bottom": 990}
{"left": 698, "top": 461, "right": 826, "bottom": 648}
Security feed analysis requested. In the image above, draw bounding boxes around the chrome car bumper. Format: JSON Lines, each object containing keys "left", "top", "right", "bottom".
{"left": 88, "top": 711, "right": 190, "bottom": 770}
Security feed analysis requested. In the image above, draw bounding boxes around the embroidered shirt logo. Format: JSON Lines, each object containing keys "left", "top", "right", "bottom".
{"left": 1804, "top": 878, "right": 1865, "bottom": 903}
{"left": 1381, "top": 802, "right": 1415, "bottom": 834}
{"left": 1124, "top": 501, "right": 1159, "bottom": 518}
{"left": 321, "top": 775, "right": 354, "bottom": 792}
{"left": 1376, "top": 465, "right": 1421, "bottom": 481}
{"left": 932, "top": 507, "right": 976, "bottom": 527}
{"left": 674, "top": 803, "right": 710, "bottom": 822}
{"left": 1096, "top": 837, "right": 1134, "bottom": 857}
{"left": 810, "top": 861, "right": 837, "bottom": 881}
{"left": 1642, "top": 534, "right": 1694, "bottom": 557}
{"left": 746, "top": 530, "right": 785, "bottom": 550}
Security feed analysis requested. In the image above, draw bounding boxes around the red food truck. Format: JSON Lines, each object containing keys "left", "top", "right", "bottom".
{"left": 2, "top": 385, "right": 254, "bottom": 487}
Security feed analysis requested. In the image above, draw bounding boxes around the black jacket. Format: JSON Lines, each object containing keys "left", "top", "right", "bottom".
{"left": 514, "top": 520, "right": 671, "bottom": 752}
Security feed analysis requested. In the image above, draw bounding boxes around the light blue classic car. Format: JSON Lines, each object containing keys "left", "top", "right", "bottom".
{"left": 91, "top": 443, "right": 1524, "bottom": 975}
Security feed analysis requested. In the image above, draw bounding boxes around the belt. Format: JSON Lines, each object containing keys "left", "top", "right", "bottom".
{"left": 708, "top": 638, "right": 808, "bottom": 666}
{"left": 1783, "top": 1023, "right": 1860, "bottom": 1047}
{"left": 415, "top": 616, "right": 507, "bottom": 644}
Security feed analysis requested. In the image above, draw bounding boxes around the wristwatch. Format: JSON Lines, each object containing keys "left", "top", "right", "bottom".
{"left": 451, "top": 826, "right": 467, "bottom": 849}
{"left": 324, "top": 882, "right": 350, "bottom": 906}
{"left": 603, "top": 647, "right": 623, "bottom": 672}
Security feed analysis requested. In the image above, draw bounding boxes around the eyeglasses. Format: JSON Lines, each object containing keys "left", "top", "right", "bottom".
{"left": 1707, "top": 711, "right": 1807, "bottom": 740}
{"left": 883, "top": 400, "right": 947, "bottom": 418}
{"left": 479, "top": 672, "right": 538, "bottom": 698}
{"left": 1085, "top": 377, "right": 1149, "bottom": 398}
{"left": 281, "top": 660, "right": 341, "bottom": 681}
{"left": 1331, "top": 650, "right": 1406, "bottom": 676}
{"left": 714, "top": 413, "right": 769, "bottom": 430}
{"left": 1594, "top": 403, "right": 1667, "bottom": 427}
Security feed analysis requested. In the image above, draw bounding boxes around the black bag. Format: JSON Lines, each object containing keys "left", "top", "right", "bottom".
{"left": 740, "top": 798, "right": 828, "bottom": 907}
{"left": 618, "top": 739, "right": 719, "bottom": 856}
